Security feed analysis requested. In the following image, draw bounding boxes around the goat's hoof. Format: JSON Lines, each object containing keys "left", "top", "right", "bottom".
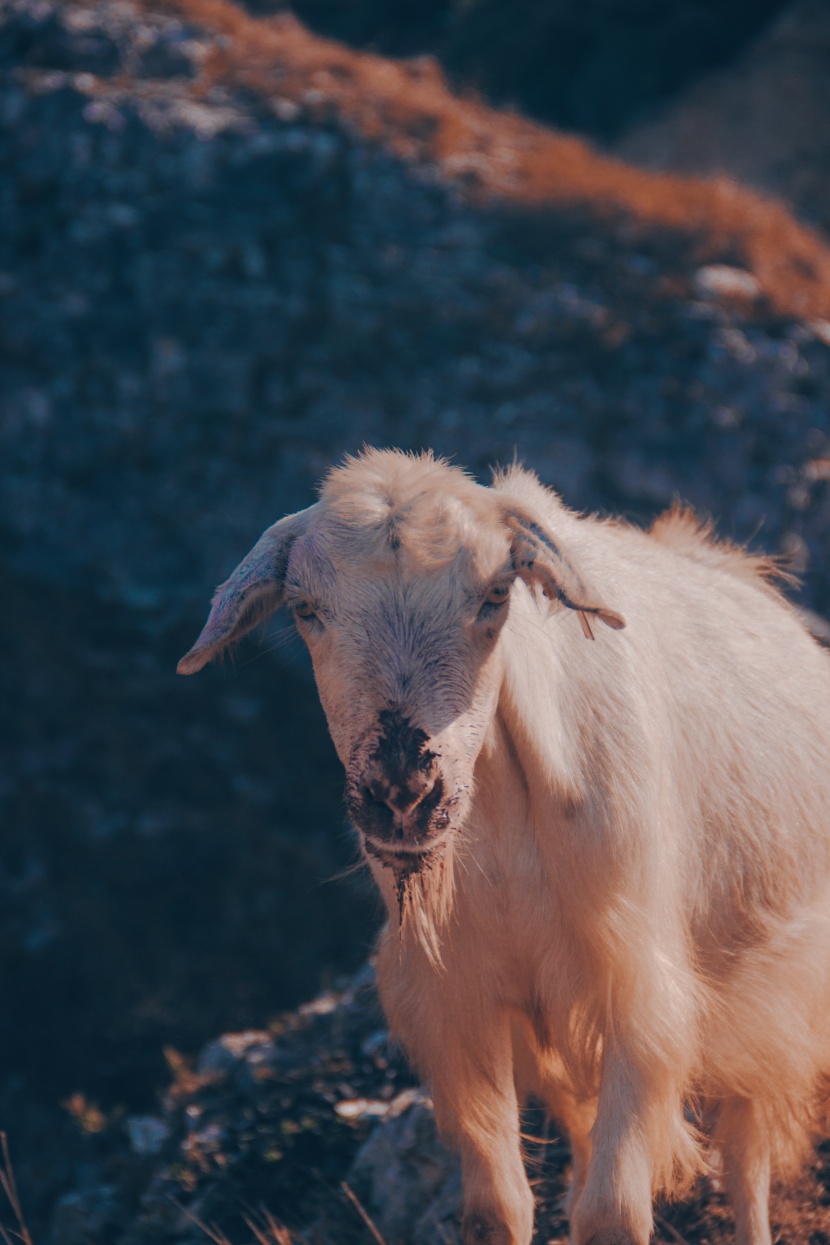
{"left": 462, "top": 1211, "right": 513, "bottom": 1245}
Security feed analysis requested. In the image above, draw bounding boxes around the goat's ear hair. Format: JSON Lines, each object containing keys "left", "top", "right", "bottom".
{"left": 177, "top": 504, "right": 318, "bottom": 675}
{"left": 502, "top": 508, "right": 626, "bottom": 640}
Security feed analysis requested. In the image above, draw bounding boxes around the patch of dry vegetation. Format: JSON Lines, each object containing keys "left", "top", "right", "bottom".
{"left": 158, "top": 0, "right": 830, "bottom": 321}
{"left": 0, "top": 1134, "right": 34, "bottom": 1245}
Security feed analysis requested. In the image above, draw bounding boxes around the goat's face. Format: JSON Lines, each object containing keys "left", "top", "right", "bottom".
{"left": 285, "top": 504, "right": 514, "bottom": 870}
{"left": 177, "top": 451, "right": 624, "bottom": 877}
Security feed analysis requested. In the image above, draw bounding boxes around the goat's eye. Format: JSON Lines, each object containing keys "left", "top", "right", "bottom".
{"left": 477, "top": 583, "right": 510, "bottom": 620}
{"left": 294, "top": 601, "right": 317, "bottom": 621}
{"left": 485, "top": 584, "right": 510, "bottom": 605}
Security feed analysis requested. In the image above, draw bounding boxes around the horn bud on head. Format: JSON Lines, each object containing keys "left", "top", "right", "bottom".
{"left": 177, "top": 504, "right": 317, "bottom": 675}
{"left": 503, "top": 509, "right": 625, "bottom": 640}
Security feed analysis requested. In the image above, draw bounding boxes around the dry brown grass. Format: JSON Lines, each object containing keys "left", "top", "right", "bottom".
{"left": 0, "top": 1134, "right": 34, "bottom": 1245}
{"left": 155, "top": 0, "right": 830, "bottom": 321}
{"left": 176, "top": 1197, "right": 297, "bottom": 1245}
{"left": 177, "top": 1185, "right": 389, "bottom": 1245}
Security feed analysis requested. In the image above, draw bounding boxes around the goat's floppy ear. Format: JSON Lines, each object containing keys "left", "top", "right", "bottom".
{"left": 177, "top": 505, "right": 318, "bottom": 675}
{"left": 503, "top": 509, "right": 626, "bottom": 640}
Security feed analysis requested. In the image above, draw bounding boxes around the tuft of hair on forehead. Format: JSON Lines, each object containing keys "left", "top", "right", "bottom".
{"left": 319, "top": 448, "right": 504, "bottom": 570}
{"left": 321, "top": 448, "right": 465, "bottom": 507}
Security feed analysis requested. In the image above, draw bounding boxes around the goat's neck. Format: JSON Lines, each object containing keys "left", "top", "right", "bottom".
{"left": 468, "top": 603, "right": 581, "bottom": 872}
{"left": 493, "top": 607, "right": 583, "bottom": 809}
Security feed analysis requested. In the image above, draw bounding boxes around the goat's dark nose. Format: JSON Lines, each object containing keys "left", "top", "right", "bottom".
{"left": 364, "top": 768, "right": 437, "bottom": 816}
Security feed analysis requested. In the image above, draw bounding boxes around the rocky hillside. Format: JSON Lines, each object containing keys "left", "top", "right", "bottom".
{"left": 19, "top": 967, "right": 830, "bottom": 1245}
{"left": 3, "top": 0, "right": 830, "bottom": 1239}
{"left": 269, "top": 0, "right": 830, "bottom": 236}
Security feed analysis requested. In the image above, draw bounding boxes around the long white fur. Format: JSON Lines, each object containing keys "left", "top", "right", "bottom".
{"left": 180, "top": 449, "right": 830, "bottom": 1245}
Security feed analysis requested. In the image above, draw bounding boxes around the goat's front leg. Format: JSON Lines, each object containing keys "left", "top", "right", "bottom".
{"left": 430, "top": 1009, "right": 534, "bottom": 1245}
{"left": 569, "top": 1051, "right": 653, "bottom": 1245}
{"left": 713, "top": 1097, "right": 772, "bottom": 1245}
{"left": 381, "top": 954, "right": 534, "bottom": 1245}
{"left": 569, "top": 1039, "right": 696, "bottom": 1245}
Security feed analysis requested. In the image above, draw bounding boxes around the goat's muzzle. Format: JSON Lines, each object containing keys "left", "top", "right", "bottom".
{"left": 347, "top": 712, "right": 452, "bottom": 865}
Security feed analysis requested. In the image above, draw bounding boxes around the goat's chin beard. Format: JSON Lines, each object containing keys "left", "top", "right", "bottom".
{"left": 361, "top": 831, "right": 458, "bottom": 968}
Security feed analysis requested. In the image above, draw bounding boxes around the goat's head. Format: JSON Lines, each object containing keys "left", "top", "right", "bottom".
{"left": 178, "top": 452, "right": 624, "bottom": 878}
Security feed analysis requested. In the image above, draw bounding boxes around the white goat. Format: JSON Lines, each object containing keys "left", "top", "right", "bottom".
{"left": 179, "top": 449, "right": 830, "bottom": 1245}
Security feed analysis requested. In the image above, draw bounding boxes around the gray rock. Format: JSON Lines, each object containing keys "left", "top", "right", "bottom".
{"left": 349, "top": 1097, "right": 461, "bottom": 1243}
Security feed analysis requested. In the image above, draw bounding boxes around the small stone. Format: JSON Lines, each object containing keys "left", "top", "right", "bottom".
{"left": 808, "top": 319, "right": 830, "bottom": 348}
{"left": 50, "top": 1186, "right": 118, "bottom": 1245}
{"left": 273, "top": 97, "right": 300, "bottom": 122}
{"left": 335, "top": 1098, "right": 390, "bottom": 1120}
{"left": 693, "top": 265, "right": 761, "bottom": 300}
{"left": 126, "top": 1115, "right": 169, "bottom": 1155}
{"left": 198, "top": 1031, "right": 274, "bottom": 1076}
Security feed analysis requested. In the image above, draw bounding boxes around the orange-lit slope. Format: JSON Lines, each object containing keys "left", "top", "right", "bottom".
{"left": 168, "top": 0, "right": 830, "bottom": 321}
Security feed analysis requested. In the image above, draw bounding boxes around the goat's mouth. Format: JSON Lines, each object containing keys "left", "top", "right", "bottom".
{"left": 352, "top": 789, "right": 459, "bottom": 879}
{"left": 362, "top": 832, "right": 449, "bottom": 878}
{"left": 346, "top": 770, "right": 457, "bottom": 849}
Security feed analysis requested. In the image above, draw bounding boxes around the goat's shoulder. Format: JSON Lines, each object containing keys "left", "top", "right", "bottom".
{"left": 648, "top": 502, "right": 794, "bottom": 601}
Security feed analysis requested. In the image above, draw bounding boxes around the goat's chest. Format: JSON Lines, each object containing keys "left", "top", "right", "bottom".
{"left": 458, "top": 713, "right": 568, "bottom": 1001}
{"left": 455, "top": 822, "right": 554, "bottom": 1005}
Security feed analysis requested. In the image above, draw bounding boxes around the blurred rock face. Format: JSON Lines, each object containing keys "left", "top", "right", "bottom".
{"left": 4, "top": 0, "right": 830, "bottom": 613}
{"left": 5, "top": 0, "right": 830, "bottom": 1103}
